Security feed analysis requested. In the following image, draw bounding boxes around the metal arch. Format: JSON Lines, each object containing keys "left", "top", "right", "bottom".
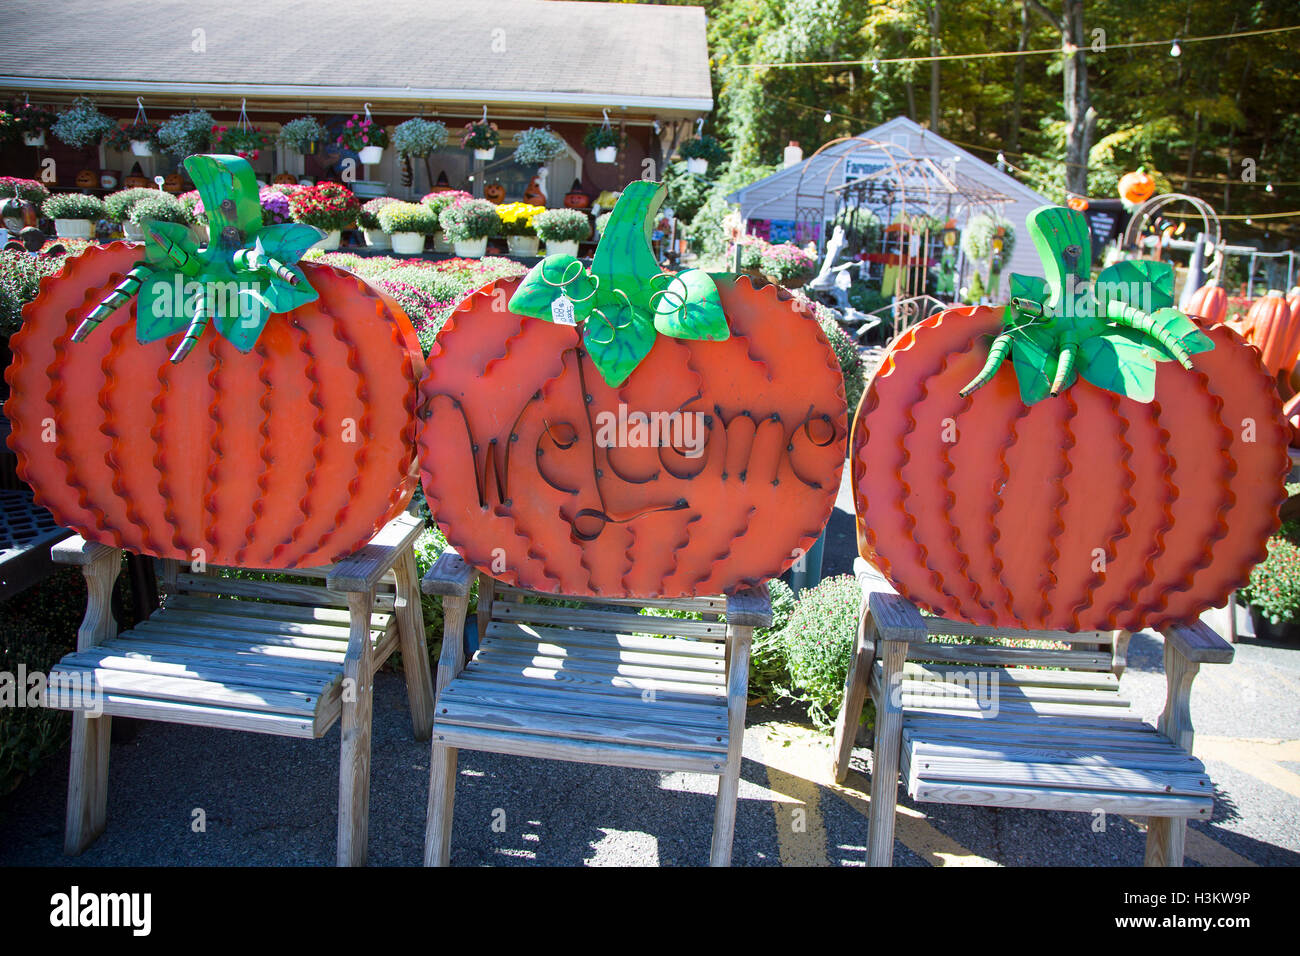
{"left": 1122, "top": 192, "right": 1224, "bottom": 284}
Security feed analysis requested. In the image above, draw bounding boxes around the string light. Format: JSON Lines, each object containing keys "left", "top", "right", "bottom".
{"left": 1169, "top": 38, "right": 1182, "bottom": 57}
{"left": 823, "top": 111, "right": 832, "bottom": 123}
{"left": 1266, "top": 182, "right": 1274, "bottom": 193}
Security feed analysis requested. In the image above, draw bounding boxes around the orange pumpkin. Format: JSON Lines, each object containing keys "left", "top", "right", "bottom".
{"left": 1287, "top": 287, "right": 1300, "bottom": 313}
{"left": 123, "top": 174, "right": 149, "bottom": 189}
{"left": 1118, "top": 168, "right": 1156, "bottom": 206}
{"left": 1237, "top": 291, "right": 1297, "bottom": 377}
{"left": 5, "top": 243, "right": 425, "bottom": 568}
{"left": 1186, "top": 283, "right": 1227, "bottom": 325}
{"left": 484, "top": 182, "right": 506, "bottom": 204}
{"left": 75, "top": 169, "right": 98, "bottom": 189}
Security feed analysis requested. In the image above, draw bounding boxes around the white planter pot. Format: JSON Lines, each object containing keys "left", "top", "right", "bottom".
{"left": 544, "top": 239, "right": 579, "bottom": 258}
{"left": 54, "top": 219, "right": 93, "bottom": 239}
{"left": 363, "top": 228, "right": 391, "bottom": 249}
{"left": 313, "top": 229, "right": 342, "bottom": 251}
{"left": 686, "top": 157, "right": 709, "bottom": 175}
{"left": 358, "top": 145, "right": 384, "bottom": 165}
{"left": 453, "top": 236, "right": 488, "bottom": 258}
{"left": 390, "top": 232, "right": 426, "bottom": 255}
{"left": 594, "top": 146, "right": 617, "bottom": 164}
{"left": 130, "top": 140, "right": 154, "bottom": 157}
{"left": 23, "top": 130, "right": 45, "bottom": 148}
{"left": 473, "top": 147, "right": 497, "bottom": 161}
{"left": 507, "top": 235, "right": 540, "bottom": 257}
{"left": 122, "top": 221, "right": 145, "bottom": 241}
{"left": 433, "top": 231, "right": 452, "bottom": 253}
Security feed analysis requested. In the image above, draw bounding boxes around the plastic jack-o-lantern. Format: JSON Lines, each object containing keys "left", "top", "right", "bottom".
{"left": 564, "top": 179, "right": 591, "bottom": 209}
{"left": 853, "top": 205, "right": 1288, "bottom": 633}
{"left": 419, "top": 181, "right": 849, "bottom": 597}
{"left": 483, "top": 181, "right": 506, "bottom": 204}
{"left": 6, "top": 154, "right": 424, "bottom": 569}
{"left": 162, "top": 172, "right": 184, "bottom": 194}
{"left": 75, "top": 169, "right": 98, "bottom": 189}
{"left": 1118, "top": 167, "right": 1156, "bottom": 209}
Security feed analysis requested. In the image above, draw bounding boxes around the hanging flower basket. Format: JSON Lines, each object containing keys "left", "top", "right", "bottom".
{"left": 22, "top": 130, "right": 45, "bottom": 148}
{"left": 584, "top": 122, "right": 619, "bottom": 164}
{"left": 358, "top": 145, "right": 384, "bottom": 165}
{"left": 336, "top": 107, "right": 389, "bottom": 165}
{"left": 130, "top": 140, "right": 154, "bottom": 157}
{"left": 594, "top": 146, "right": 617, "bottom": 164}
{"left": 461, "top": 117, "right": 499, "bottom": 161}
{"left": 685, "top": 157, "right": 708, "bottom": 175}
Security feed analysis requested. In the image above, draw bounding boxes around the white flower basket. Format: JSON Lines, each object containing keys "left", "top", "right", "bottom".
{"left": 313, "top": 229, "right": 342, "bottom": 251}
{"left": 544, "top": 239, "right": 579, "bottom": 258}
{"left": 390, "top": 232, "right": 426, "bottom": 255}
{"left": 453, "top": 236, "right": 488, "bottom": 258}
{"left": 358, "top": 145, "right": 384, "bottom": 165}
{"left": 686, "top": 157, "right": 709, "bottom": 175}
{"left": 23, "top": 130, "right": 45, "bottom": 148}
{"left": 122, "top": 221, "right": 145, "bottom": 241}
{"left": 594, "top": 146, "right": 617, "bottom": 164}
{"left": 507, "top": 235, "right": 540, "bottom": 257}
{"left": 473, "top": 147, "right": 496, "bottom": 161}
{"left": 363, "top": 228, "right": 391, "bottom": 249}
{"left": 130, "top": 140, "right": 154, "bottom": 157}
{"left": 53, "top": 219, "right": 93, "bottom": 239}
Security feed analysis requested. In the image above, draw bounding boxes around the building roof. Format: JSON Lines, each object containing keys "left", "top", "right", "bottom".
{"left": 0, "top": 0, "right": 713, "bottom": 116}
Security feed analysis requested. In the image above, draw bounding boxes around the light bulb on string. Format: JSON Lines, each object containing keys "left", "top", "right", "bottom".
{"left": 1169, "top": 39, "right": 1182, "bottom": 57}
{"left": 823, "top": 110, "right": 832, "bottom": 123}
{"left": 1266, "top": 182, "right": 1274, "bottom": 193}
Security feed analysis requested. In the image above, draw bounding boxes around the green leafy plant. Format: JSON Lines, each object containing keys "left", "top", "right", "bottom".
{"left": 157, "top": 110, "right": 214, "bottom": 158}
{"left": 748, "top": 579, "right": 798, "bottom": 704}
{"left": 793, "top": 294, "right": 867, "bottom": 412}
{"left": 10, "top": 99, "right": 55, "bottom": 135}
{"left": 358, "top": 195, "right": 400, "bottom": 230}
{"left": 531, "top": 208, "right": 590, "bottom": 243}
{"left": 460, "top": 121, "right": 499, "bottom": 151}
{"left": 758, "top": 241, "right": 815, "bottom": 284}
{"left": 583, "top": 125, "right": 619, "bottom": 151}
{"left": 105, "top": 187, "right": 164, "bottom": 223}
{"left": 679, "top": 135, "right": 728, "bottom": 166}
{"left": 129, "top": 192, "right": 192, "bottom": 226}
{"left": 211, "top": 124, "right": 274, "bottom": 159}
{"left": 438, "top": 198, "right": 501, "bottom": 240}
{"left": 422, "top": 190, "right": 473, "bottom": 218}
{"left": 393, "top": 118, "right": 448, "bottom": 157}
{"left": 103, "top": 119, "right": 161, "bottom": 153}
{"left": 1240, "top": 520, "right": 1300, "bottom": 626}
{"left": 337, "top": 112, "right": 389, "bottom": 152}
{"left": 513, "top": 127, "right": 566, "bottom": 166}
{"left": 960, "top": 212, "right": 1017, "bottom": 262}
{"left": 0, "top": 176, "right": 50, "bottom": 205}
{"left": 278, "top": 116, "right": 327, "bottom": 153}
{"left": 0, "top": 247, "right": 68, "bottom": 336}
{"left": 287, "top": 181, "right": 360, "bottom": 232}
{"left": 42, "top": 192, "right": 106, "bottom": 220}
{"left": 594, "top": 211, "right": 613, "bottom": 236}
{"left": 50, "top": 97, "right": 115, "bottom": 149}
{"left": 378, "top": 201, "right": 439, "bottom": 235}
{"left": 773, "top": 575, "right": 861, "bottom": 729}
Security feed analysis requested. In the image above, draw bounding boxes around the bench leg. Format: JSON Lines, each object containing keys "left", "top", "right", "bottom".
{"left": 424, "top": 739, "right": 458, "bottom": 866}
{"left": 64, "top": 711, "right": 111, "bottom": 856}
{"left": 832, "top": 593, "right": 875, "bottom": 783}
{"left": 867, "top": 641, "right": 907, "bottom": 867}
{"left": 1144, "top": 817, "right": 1187, "bottom": 866}
{"left": 338, "top": 590, "right": 375, "bottom": 866}
{"left": 710, "top": 621, "right": 752, "bottom": 867}
{"left": 395, "top": 549, "right": 434, "bottom": 741}
{"left": 710, "top": 761, "right": 741, "bottom": 866}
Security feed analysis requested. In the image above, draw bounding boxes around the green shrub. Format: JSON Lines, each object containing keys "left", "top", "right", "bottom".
{"left": 104, "top": 187, "right": 160, "bottom": 223}
{"left": 513, "top": 127, "right": 565, "bottom": 166}
{"left": 791, "top": 292, "right": 867, "bottom": 413}
{"left": 50, "top": 96, "right": 114, "bottom": 149}
{"left": 533, "top": 208, "right": 590, "bottom": 243}
{"left": 378, "top": 201, "right": 438, "bottom": 235}
{"left": 679, "top": 135, "right": 728, "bottom": 166}
{"left": 422, "top": 190, "right": 473, "bottom": 218}
{"left": 0, "top": 247, "right": 66, "bottom": 336}
{"left": 42, "top": 192, "right": 106, "bottom": 220}
{"left": 595, "top": 211, "right": 612, "bottom": 236}
{"left": 277, "top": 115, "right": 327, "bottom": 153}
{"left": 157, "top": 109, "right": 214, "bottom": 158}
{"left": 438, "top": 198, "right": 500, "bottom": 240}
{"left": 129, "top": 192, "right": 191, "bottom": 226}
{"left": 774, "top": 575, "right": 861, "bottom": 730}
{"left": 1241, "top": 520, "right": 1300, "bottom": 625}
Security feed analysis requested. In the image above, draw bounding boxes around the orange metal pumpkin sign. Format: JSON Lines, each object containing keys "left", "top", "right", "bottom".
{"left": 5, "top": 156, "right": 424, "bottom": 568}
{"left": 418, "top": 182, "right": 848, "bottom": 597}
{"left": 1237, "top": 291, "right": 1297, "bottom": 378}
{"left": 1186, "top": 282, "right": 1227, "bottom": 325}
{"left": 853, "top": 206, "right": 1288, "bottom": 632}
{"left": 1118, "top": 168, "right": 1156, "bottom": 207}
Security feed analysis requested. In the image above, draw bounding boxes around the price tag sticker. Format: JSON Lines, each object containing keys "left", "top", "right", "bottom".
{"left": 551, "top": 294, "right": 577, "bottom": 326}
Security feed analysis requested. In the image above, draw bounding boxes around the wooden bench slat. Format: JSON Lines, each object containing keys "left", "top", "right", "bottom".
{"left": 484, "top": 621, "right": 725, "bottom": 660}
{"left": 907, "top": 738, "right": 1204, "bottom": 771}
{"left": 477, "top": 634, "right": 726, "bottom": 676}
{"left": 909, "top": 754, "right": 1209, "bottom": 797}
{"left": 432, "top": 724, "right": 725, "bottom": 774}
{"left": 103, "top": 631, "right": 348, "bottom": 664}
{"left": 153, "top": 607, "right": 385, "bottom": 641}
{"left": 50, "top": 664, "right": 326, "bottom": 717}
{"left": 132, "top": 620, "right": 354, "bottom": 654}
{"left": 900, "top": 661, "right": 1119, "bottom": 691}
{"left": 460, "top": 659, "right": 727, "bottom": 701}
{"left": 492, "top": 602, "right": 726, "bottom": 640}
{"left": 898, "top": 694, "right": 1139, "bottom": 721}
{"left": 469, "top": 645, "right": 727, "bottom": 687}
{"left": 42, "top": 689, "right": 320, "bottom": 738}
{"left": 439, "top": 682, "right": 727, "bottom": 732}
{"left": 175, "top": 573, "right": 397, "bottom": 612}
{"left": 907, "top": 643, "right": 1113, "bottom": 670}
{"left": 907, "top": 779, "right": 1213, "bottom": 816}
{"left": 164, "top": 594, "right": 392, "bottom": 629}
{"left": 59, "top": 649, "right": 341, "bottom": 696}
{"left": 895, "top": 677, "right": 1128, "bottom": 708}
{"left": 496, "top": 584, "right": 726, "bottom": 614}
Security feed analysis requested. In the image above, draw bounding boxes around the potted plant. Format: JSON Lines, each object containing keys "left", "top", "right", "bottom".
{"left": 278, "top": 116, "right": 327, "bottom": 155}
{"left": 50, "top": 97, "right": 115, "bottom": 150}
{"left": 496, "top": 201, "right": 543, "bottom": 256}
{"left": 128, "top": 192, "right": 192, "bottom": 241}
{"left": 359, "top": 196, "right": 400, "bottom": 249}
{"left": 287, "top": 181, "right": 359, "bottom": 250}
{"left": 338, "top": 112, "right": 388, "bottom": 165}
{"left": 438, "top": 197, "right": 500, "bottom": 258}
{"left": 257, "top": 185, "right": 295, "bottom": 225}
{"left": 513, "top": 126, "right": 565, "bottom": 169}
{"left": 583, "top": 125, "right": 619, "bottom": 164}
{"left": 595, "top": 210, "right": 612, "bottom": 240}
{"left": 212, "top": 123, "right": 274, "bottom": 161}
{"left": 157, "top": 110, "right": 215, "bottom": 160}
{"left": 377, "top": 201, "right": 438, "bottom": 255}
{"left": 42, "top": 192, "right": 107, "bottom": 239}
{"left": 679, "top": 134, "right": 728, "bottom": 175}
{"left": 12, "top": 101, "right": 55, "bottom": 147}
{"left": 393, "top": 117, "right": 448, "bottom": 158}
{"left": 532, "top": 207, "right": 590, "bottom": 257}
{"left": 423, "top": 190, "right": 472, "bottom": 252}
{"left": 104, "top": 119, "right": 162, "bottom": 157}
{"left": 104, "top": 187, "right": 160, "bottom": 240}
{"left": 758, "top": 240, "right": 816, "bottom": 288}
{"left": 0, "top": 176, "right": 50, "bottom": 206}
{"left": 461, "top": 119, "right": 499, "bottom": 161}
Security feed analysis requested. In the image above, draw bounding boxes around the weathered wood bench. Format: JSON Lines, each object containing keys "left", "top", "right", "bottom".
{"left": 421, "top": 552, "right": 771, "bottom": 866}
{"left": 44, "top": 512, "right": 433, "bottom": 865}
{"left": 833, "top": 558, "right": 1232, "bottom": 866}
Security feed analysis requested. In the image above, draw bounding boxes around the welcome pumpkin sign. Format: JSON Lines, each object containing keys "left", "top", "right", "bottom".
{"left": 418, "top": 181, "right": 849, "bottom": 597}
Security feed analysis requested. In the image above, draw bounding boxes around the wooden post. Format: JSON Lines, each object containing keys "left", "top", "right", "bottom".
{"left": 710, "top": 620, "right": 752, "bottom": 866}
{"left": 425, "top": 590, "right": 469, "bottom": 866}
{"left": 338, "top": 588, "right": 375, "bottom": 866}
{"left": 867, "top": 640, "right": 908, "bottom": 866}
{"left": 832, "top": 591, "right": 875, "bottom": 783}
{"left": 394, "top": 548, "right": 434, "bottom": 740}
{"left": 1145, "top": 640, "right": 1199, "bottom": 866}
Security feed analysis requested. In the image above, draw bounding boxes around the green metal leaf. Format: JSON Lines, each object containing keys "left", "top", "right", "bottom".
{"left": 141, "top": 221, "right": 201, "bottom": 269}
{"left": 135, "top": 271, "right": 198, "bottom": 343}
{"left": 652, "top": 269, "right": 729, "bottom": 340}
{"left": 1144, "top": 306, "right": 1215, "bottom": 360}
{"left": 508, "top": 254, "right": 598, "bottom": 323}
{"left": 1026, "top": 205, "right": 1093, "bottom": 309}
{"left": 583, "top": 301, "right": 657, "bottom": 387}
{"left": 1008, "top": 323, "right": 1058, "bottom": 405}
{"left": 257, "top": 223, "right": 325, "bottom": 264}
{"left": 1095, "top": 259, "right": 1174, "bottom": 315}
{"left": 260, "top": 269, "right": 318, "bottom": 314}
{"left": 1077, "top": 329, "right": 1160, "bottom": 402}
{"left": 185, "top": 154, "right": 262, "bottom": 245}
{"left": 212, "top": 290, "right": 271, "bottom": 352}
{"left": 1008, "top": 271, "right": 1049, "bottom": 308}
{"left": 590, "top": 180, "right": 664, "bottom": 300}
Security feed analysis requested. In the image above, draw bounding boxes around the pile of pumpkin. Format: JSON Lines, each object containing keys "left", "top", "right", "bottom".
{"left": 1187, "top": 284, "right": 1300, "bottom": 439}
